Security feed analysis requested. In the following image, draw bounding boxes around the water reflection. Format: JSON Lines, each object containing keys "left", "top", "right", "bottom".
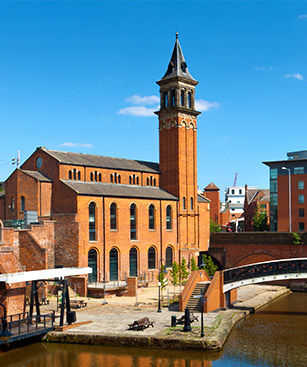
{"left": 1, "top": 293, "right": 307, "bottom": 367}
{"left": 220, "top": 293, "right": 307, "bottom": 367}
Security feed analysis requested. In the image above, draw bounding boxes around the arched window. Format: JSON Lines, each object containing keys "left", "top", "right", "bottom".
{"left": 133, "top": 175, "right": 135, "bottom": 185}
{"left": 153, "top": 178, "right": 156, "bottom": 186}
{"left": 171, "top": 90, "right": 176, "bottom": 106}
{"left": 110, "top": 174, "right": 113, "bottom": 183}
{"left": 148, "top": 247, "right": 156, "bottom": 269}
{"left": 0, "top": 220, "right": 3, "bottom": 244}
{"left": 190, "top": 197, "right": 194, "bottom": 210}
{"left": 91, "top": 172, "right": 94, "bottom": 181}
{"left": 129, "top": 176, "right": 132, "bottom": 185}
{"left": 129, "top": 248, "right": 138, "bottom": 277}
{"left": 188, "top": 92, "right": 192, "bottom": 108}
{"left": 118, "top": 175, "right": 121, "bottom": 184}
{"left": 110, "top": 248, "right": 118, "bottom": 281}
{"left": 163, "top": 91, "right": 168, "bottom": 108}
{"left": 98, "top": 173, "right": 101, "bottom": 182}
{"left": 150, "top": 176, "right": 153, "bottom": 186}
{"left": 166, "top": 205, "right": 172, "bottom": 230}
{"left": 78, "top": 171, "right": 81, "bottom": 180}
{"left": 183, "top": 197, "right": 186, "bottom": 210}
{"left": 110, "top": 203, "right": 117, "bottom": 230}
{"left": 89, "top": 202, "right": 96, "bottom": 241}
{"left": 69, "top": 171, "right": 72, "bottom": 179}
{"left": 149, "top": 204, "right": 155, "bottom": 230}
{"left": 73, "top": 169, "right": 76, "bottom": 180}
{"left": 20, "top": 196, "right": 25, "bottom": 212}
{"left": 130, "top": 204, "right": 137, "bottom": 240}
{"left": 95, "top": 171, "right": 98, "bottom": 182}
{"left": 166, "top": 246, "right": 173, "bottom": 268}
{"left": 136, "top": 177, "right": 139, "bottom": 185}
{"left": 88, "top": 249, "right": 97, "bottom": 283}
{"left": 146, "top": 177, "right": 149, "bottom": 185}
{"left": 181, "top": 90, "right": 185, "bottom": 106}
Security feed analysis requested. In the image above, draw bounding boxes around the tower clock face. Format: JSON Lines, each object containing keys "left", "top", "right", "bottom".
{"left": 36, "top": 156, "right": 43, "bottom": 169}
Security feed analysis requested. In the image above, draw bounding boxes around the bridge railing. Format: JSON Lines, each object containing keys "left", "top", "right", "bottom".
{"left": 224, "top": 258, "right": 307, "bottom": 285}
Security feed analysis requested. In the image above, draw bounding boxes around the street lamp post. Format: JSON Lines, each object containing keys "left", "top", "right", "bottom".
{"left": 282, "top": 167, "right": 292, "bottom": 232}
{"left": 157, "top": 259, "right": 167, "bottom": 313}
{"left": 0, "top": 302, "right": 12, "bottom": 342}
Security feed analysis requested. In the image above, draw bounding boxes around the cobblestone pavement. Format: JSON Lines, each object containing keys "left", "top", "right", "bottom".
{"left": 42, "top": 284, "right": 290, "bottom": 337}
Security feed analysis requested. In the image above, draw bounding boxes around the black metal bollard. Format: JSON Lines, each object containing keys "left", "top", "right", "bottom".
{"left": 171, "top": 315, "right": 177, "bottom": 327}
{"left": 183, "top": 308, "right": 191, "bottom": 332}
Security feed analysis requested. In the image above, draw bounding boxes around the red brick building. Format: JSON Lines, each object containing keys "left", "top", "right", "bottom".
{"left": 0, "top": 35, "right": 210, "bottom": 283}
{"left": 244, "top": 185, "right": 270, "bottom": 231}
{"left": 264, "top": 150, "right": 307, "bottom": 232}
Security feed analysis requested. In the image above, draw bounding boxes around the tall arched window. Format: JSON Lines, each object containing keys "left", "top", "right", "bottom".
{"left": 129, "top": 247, "right": 138, "bottom": 277}
{"left": 166, "top": 205, "right": 172, "bottom": 230}
{"left": 73, "top": 169, "right": 76, "bottom": 180}
{"left": 0, "top": 220, "right": 3, "bottom": 244}
{"left": 95, "top": 171, "right": 98, "bottom": 181}
{"left": 69, "top": 171, "right": 72, "bottom": 179}
{"left": 110, "top": 203, "right": 117, "bottom": 230}
{"left": 88, "top": 249, "right": 97, "bottom": 283}
{"left": 78, "top": 171, "right": 81, "bottom": 180}
{"left": 188, "top": 92, "right": 192, "bottom": 108}
{"left": 153, "top": 178, "right": 156, "bottom": 186}
{"left": 181, "top": 90, "right": 185, "bottom": 106}
{"left": 146, "top": 177, "right": 149, "bottom": 185}
{"left": 98, "top": 173, "right": 101, "bottom": 182}
{"left": 91, "top": 172, "right": 94, "bottom": 181}
{"left": 163, "top": 91, "right": 168, "bottom": 108}
{"left": 129, "top": 176, "right": 132, "bottom": 185}
{"left": 110, "top": 248, "right": 118, "bottom": 281}
{"left": 20, "top": 196, "right": 25, "bottom": 212}
{"left": 110, "top": 174, "right": 113, "bottom": 183}
{"left": 171, "top": 90, "right": 176, "bottom": 106}
{"left": 183, "top": 197, "right": 186, "bottom": 210}
{"left": 118, "top": 175, "right": 121, "bottom": 184}
{"left": 89, "top": 202, "right": 96, "bottom": 241}
{"left": 166, "top": 246, "right": 173, "bottom": 268}
{"left": 130, "top": 204, "right": 137, "bottom": 240}
{"left": 190, "top": 197, "right": 194, "bottom": 210}
{"left": 148, "top": 247, "right": 156, "bottom": 269}
{"left": 149, "top": 204, "right": 155, "bottom": 230}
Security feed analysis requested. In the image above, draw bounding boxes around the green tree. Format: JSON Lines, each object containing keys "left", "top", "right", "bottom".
{"left": 190, "top": 256, "right": 199, "bottom": 271}
{"left": 179, "top": 258, "right": 189, "bottom": 284}
{"left": 169, "top": 261, "right": 179, "bottom": 292}
{"left": 253, "top": 208, "right": 269, "bottom": 231}
{"left": 202, "top": 254, "right": 218, "bottom": 278}
{"left": 157, "top": 264, "right": 168, "bottom": 290}
{"left": 292, "top": 232, "right": 302, "bottom": 245}
{"left": 210, "top": 220, "right": 222, "bottom": 232}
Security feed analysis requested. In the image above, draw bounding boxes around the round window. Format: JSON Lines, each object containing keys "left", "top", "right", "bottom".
{"left": 36, "top": 157, "right": 43, "bottom": 169}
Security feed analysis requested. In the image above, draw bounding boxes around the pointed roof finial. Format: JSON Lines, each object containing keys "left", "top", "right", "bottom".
{"left": 160, "top": 34, "right": 196, "bottom": 82}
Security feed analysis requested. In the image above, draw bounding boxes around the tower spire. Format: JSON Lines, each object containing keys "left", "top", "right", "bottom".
{"left": 160, "top": 33, "right": 196, "bottom": 82}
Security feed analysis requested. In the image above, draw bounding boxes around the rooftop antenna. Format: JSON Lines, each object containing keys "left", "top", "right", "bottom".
{"left": 233, "top": 173, "right": 238, "bottom": 187}
{"left": 12, "top": 150, "right": 20, "bottom": 169}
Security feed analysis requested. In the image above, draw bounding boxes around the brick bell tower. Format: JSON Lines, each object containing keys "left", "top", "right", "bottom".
{"left": 156, "top": 33, "right": 201, "bottom": 250}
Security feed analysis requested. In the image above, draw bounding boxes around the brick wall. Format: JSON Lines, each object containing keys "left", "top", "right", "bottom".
{"left": 210, "top": 232, "right": 307, "bottom": 268}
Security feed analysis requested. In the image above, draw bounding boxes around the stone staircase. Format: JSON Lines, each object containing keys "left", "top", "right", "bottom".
{"left": 185, "top": 281, "right": 210, "bottom": 312}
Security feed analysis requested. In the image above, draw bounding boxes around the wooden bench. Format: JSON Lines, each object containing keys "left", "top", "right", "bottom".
{"left": 176, "top": 312, "right": 199, "bottom": 325}
{"left": 39, "top": 298, "right": 50, "bottom": 306}
{"left": 128, "top": 317, "right": 154, "bottom": 331}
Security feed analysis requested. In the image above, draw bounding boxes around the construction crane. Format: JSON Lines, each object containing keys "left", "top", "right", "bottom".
{"left": 233, "top": 173, "right": 238, "bottom": 187}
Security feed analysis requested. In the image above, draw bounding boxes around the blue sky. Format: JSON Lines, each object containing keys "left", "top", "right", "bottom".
{"left": 1, "top": 1, "right": 307, "bottom": 198}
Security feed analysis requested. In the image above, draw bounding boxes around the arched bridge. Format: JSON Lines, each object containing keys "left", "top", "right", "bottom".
{"left": 223, "top": 258, "right": 307, "bottom": 293}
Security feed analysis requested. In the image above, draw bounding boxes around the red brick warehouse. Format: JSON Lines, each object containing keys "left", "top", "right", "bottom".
{"left": 0, "top": 35, "right": 210, "bottom": 284}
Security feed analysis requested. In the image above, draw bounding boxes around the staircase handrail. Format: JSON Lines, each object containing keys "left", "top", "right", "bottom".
{"left": 179, "top": 270, "right": 210, "bottom": 311}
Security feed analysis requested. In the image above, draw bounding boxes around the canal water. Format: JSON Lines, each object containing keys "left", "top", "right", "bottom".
{"left": 1, "top": 292, "right": 307, "bottom": 367}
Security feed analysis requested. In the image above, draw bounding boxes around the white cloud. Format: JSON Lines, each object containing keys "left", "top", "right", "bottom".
{"left": 195, "top": 99, "right": 219, "bottom": 112}
{"left": 126, "top": 95, "right": 160, "bottom": 106}
{"left": 254, "top": 66, "right": 273, "bottom": 71}
{"left": 284, "top": 73, "right": 304, "bottom": 80}
{"left": 61, "top": 142, "right": 94, "bottom": 148}
{"left": 118, "top": 106, "right": 157, "bottom": 117}
{"left": 298, "top": 14, "right": 307, "bottom": 19}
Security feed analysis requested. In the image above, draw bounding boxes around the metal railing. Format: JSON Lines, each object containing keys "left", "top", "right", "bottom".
{"left": 224, "top": 258, "right": 307, "bottom": 284}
